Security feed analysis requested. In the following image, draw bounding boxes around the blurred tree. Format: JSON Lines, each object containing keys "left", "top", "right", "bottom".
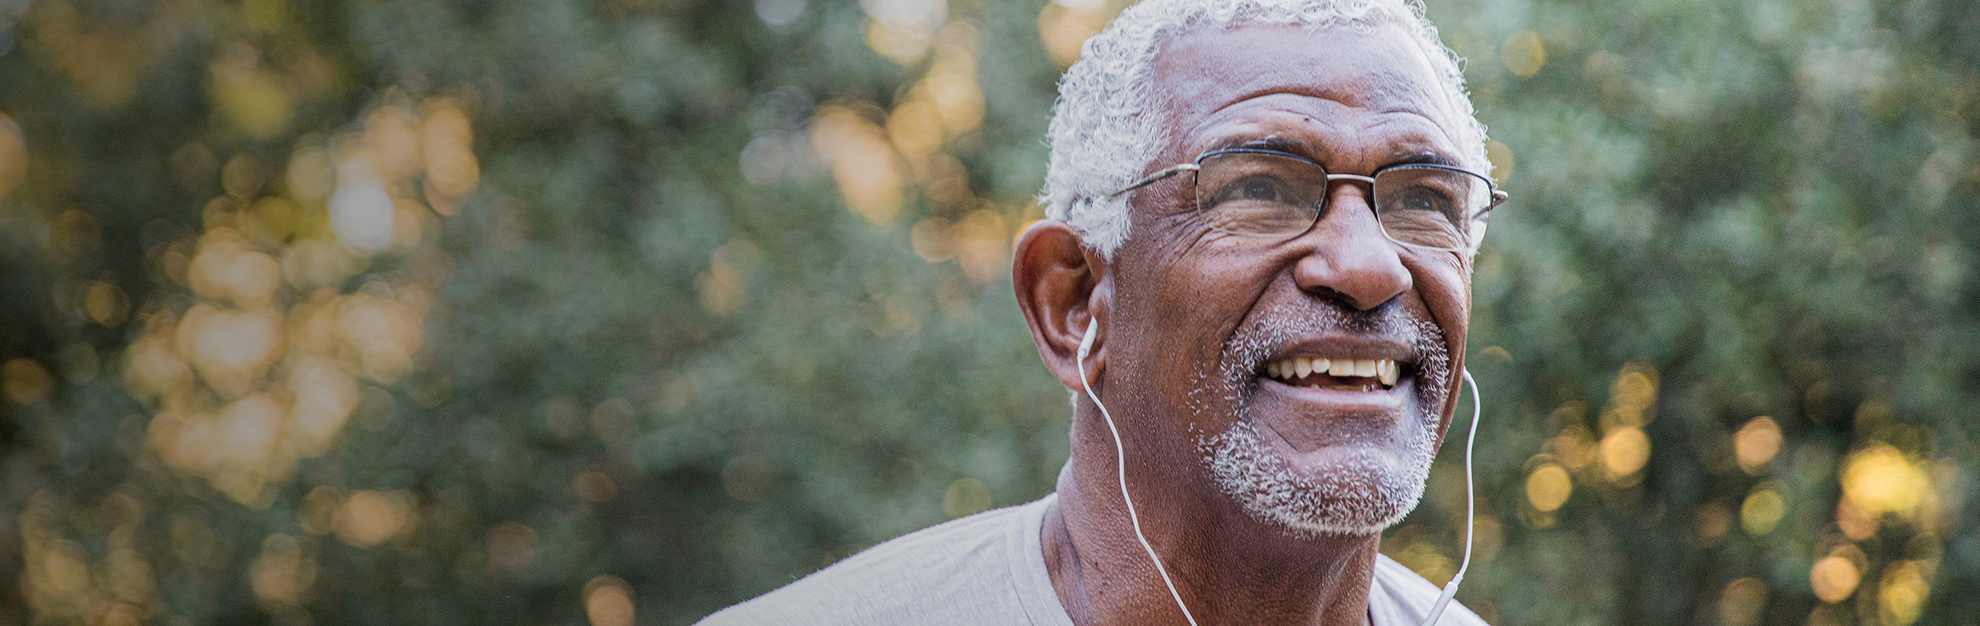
{"left": 0, "top": 0, "right": 1975, "bottom": 625}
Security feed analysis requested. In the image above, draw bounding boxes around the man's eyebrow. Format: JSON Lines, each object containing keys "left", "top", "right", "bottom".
{"left": 1214, "top": 136, "right": 1319, "bottom": 157}
{"left": 1389, "top": 150, "right": 1463, "bottom": 168}
{"left": 1213, "top": 137, "right": 1463, "bottom": 170}
{"left": 1195, "top": 134, "right": 1306, "bottom": 152}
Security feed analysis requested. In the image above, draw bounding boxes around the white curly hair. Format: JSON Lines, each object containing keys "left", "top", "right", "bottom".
{"left": 1039, "top": 0, "right": 1489, "bottom": 258}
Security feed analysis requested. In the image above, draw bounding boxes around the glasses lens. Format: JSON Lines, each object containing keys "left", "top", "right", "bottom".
{"left": 1193, "top": 151, "right": 1326, "bottom": 236}
{"left": 1372, "top": 165, "right": 1490, "bottom": 251}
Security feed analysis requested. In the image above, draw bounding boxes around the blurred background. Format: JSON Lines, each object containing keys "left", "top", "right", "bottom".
{"left": 0, "top": 0, "right": 1977, "bottom": 624}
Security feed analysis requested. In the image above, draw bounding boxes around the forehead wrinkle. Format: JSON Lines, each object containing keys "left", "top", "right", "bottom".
{"left": 1179, "top": 102, "right": 1460, "bottom": 175}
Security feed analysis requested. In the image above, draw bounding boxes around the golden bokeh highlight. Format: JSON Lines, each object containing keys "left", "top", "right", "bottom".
{"left": 86, "top": 280, "right": 132, "bottom": 327}
{"left": 1810, "top": 545, "right": 1865, "bottom": 603}
{"left": 297, "top": 486, "right": 343, "bottom": 536}
{"left": 1718, "top": 577, "right": 1767, "bottom": 626}
{"left": 1879, "top": 560, "right": 1931, "bottom": 626}
{"left": 334, "top": 490, "right": 416, "bottom": 548}
{"left": 1840, "top": 443, "right": 1933, "bottom": 524}
{"left": 420, "top": 98, "right": 480, "bottom": 204}
{"left": 17, "top": 490, "right": 161, "bottom": 621}
{"left": 943, "top": 476, "right": 992, "bottom": 518}
{"left": 860, "top": 0, "right": 948, "bottom": 63}
{"left": 1039, "top": 1, "right": 1120, "bottom": 68}
{"left": 1836, "top": 497, "right": 1879, "bottom": 541}
{"left": 1547, "top": 423, "right": 1596, "bottom": 471}
{"left": 1599, "top": 426, "right": 1650, "bottom": 479}
{"left": 696, "top": 239, "right": 760, "bottom": 317}
{"left": 3, "top": 358, "right": 54, "bottom": 405}
{"left": 1525, "top": 462, "right": 1572, "bottom": 512}
{"left": 26, "top": 3, "right": 152, "bottom": 109}
{"left": 1392, "top": 538, "right": 1456, "bottom": 586}
{"left": 249, "top": 534, "right": 317, "bottom": 607}
{"left": 1502, "top": 30, "right": 1546, "bottom": 78}
{"left": 211, "top": 44, "right": 295, "bottom": 138}
{"left": 122, "top": 94, "right": 473, "bottom": 506}
{"left": 583, "top": 576, "right": 636, "bottom": 626}
{"left": 1483, "top": 140, "right": 1515, "bottom": 183}
{"left": 811, "top": 106, "right": 905, "bottom": 225}
{"left": 1604, "top": 363, "right": 1658, "bottom": 427}
{"left": 810, "top": 15, "right": 1031, "bottom": 291}
{"left": 1739, "top": 483, "right": 1786, "bottom": 535}
{"left": 1733, "top": 416, "right": 1782, "bottom": 475}
{"left": 0, "top": 111, "right": 26, "bottom": 202}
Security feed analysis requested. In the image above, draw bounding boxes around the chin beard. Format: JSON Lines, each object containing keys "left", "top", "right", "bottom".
{"left": 1192, "top": 302, "right": 1452, "bottom": 537}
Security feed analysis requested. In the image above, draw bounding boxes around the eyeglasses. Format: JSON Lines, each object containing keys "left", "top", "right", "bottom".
{"left": 1104, "top": 148, "right": 1508, "bottom": 252}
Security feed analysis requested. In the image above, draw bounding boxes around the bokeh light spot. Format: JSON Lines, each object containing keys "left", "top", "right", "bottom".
{"left": 1740, "top": 483, "right": 1786, "bottom": 535}
{"left": 328, "top": 161, "right": 395, "bottom": 251}
{"left": 1733, "top": 417, "right": 1783, "bottom": 475}
{"left": 334, "top": 490, "right": 415, "bottom": 548}
{"left": 1810, "top": 548, "right": 1863, "bottom": 603}
{"left": 1502, "top": 30, "right": 1546, "bottom": 78}
{"left": 1718, "top": 577, "right": 1767, "bottom": 626}
{"left": 85, "top": 280, "right": 130, "bottom": 327}
{"left": 1038, "top": 2, "right": 1113, "bottom": 68}
{"left": 943, "top": 477, "right": 992, "bottom": 518}
{"left": 575, "top": 471, "right": 619, "bottom": 503}
{"left": 810, "top": 106, "right": 904, "bottom": 225}
{"left": 1879, "top": 560, "right": 1930, "bottom": 626}
{"left": 1600, "top": 426, "right": 1650, "bottom": 479}
{"left": 1524, "top": 462, "right": 1572, "bottom": 512}
{"left": 0, "top": 111, "right": 26, "bottom": 202}
{"left": 1841, "top": 444, "right": 1930, "bottom": 522}
{"left": 1484, "top": 140, "right": 1514, "bottom": 183}
{"left": 2, "top": 358, "right": 54, "bottom": 405}
{"left": 583, "top": 576, "right": 636, "bottom": 626}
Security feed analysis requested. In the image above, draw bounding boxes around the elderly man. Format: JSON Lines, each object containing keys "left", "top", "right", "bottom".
{"left": 703, "top": 0, "right": 1503, "bottom": 624}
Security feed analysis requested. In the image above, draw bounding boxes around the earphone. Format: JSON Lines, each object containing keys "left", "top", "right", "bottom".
{"left": 1078, "top": 318, "right": 1201, "bottom": 626}
{"left": 1075, "top": 318, "right": 1483, "bottom": 626}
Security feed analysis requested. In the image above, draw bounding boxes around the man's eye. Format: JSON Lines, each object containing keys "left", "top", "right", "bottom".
{"left": 1210, "top": 175, "right": 1296, "bottom": 206}
{"left": 1387, "top": 186, "right": 1453, "bottom": 216}
{"left": 1240, "top": 180, "right": 1279, "bottom": 201}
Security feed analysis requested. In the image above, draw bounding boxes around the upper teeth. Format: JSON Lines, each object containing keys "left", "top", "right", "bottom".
{"left": 1266, "top": 358, "right": 1400, "bottom": 386}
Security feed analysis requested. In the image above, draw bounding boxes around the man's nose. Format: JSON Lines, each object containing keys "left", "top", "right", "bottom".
{"left": 1291, "top": 187, "right": 1412, "bottom": 311}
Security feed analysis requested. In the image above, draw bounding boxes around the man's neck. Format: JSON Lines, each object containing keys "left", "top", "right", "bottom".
{"left": 1041, "top": 430, "right": 1383, "bottom": 626}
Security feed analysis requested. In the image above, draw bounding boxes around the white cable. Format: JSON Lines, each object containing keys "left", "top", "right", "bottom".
{"left": 1420, "top": 369, "right": 1482, "bottom": 626}
{"left": 1077, "top": 320, "right": 1201, "bottom": 626}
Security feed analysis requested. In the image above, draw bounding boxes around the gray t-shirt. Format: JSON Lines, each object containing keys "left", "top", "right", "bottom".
{"left": 699, "top": 494, "right": 1489, "bottom": 626}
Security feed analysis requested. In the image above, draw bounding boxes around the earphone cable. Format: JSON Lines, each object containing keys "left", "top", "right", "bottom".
{"left": 1078, "top": 322, "right": 1201, "bottom": 626}
{"left": 1420, "top": 368, "right": 1482, "bottom": 626}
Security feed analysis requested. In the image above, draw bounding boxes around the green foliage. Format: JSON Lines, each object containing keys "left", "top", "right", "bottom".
{"left": 0, "top": 0, "right": 1976, "bottom": 625}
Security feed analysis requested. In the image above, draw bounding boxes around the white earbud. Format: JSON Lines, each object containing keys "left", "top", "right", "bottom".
{"left": 1076, "top": 318, "right": 1201, "bottom": 626}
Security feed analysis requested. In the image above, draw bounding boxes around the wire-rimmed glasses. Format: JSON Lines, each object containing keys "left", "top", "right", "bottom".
{"left": 1104, "top": 148, "right": 1507, "bottom": 253}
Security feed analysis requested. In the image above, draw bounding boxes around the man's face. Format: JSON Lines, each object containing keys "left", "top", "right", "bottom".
{"left": 1105, "top": 23, "right": 1474, "bottom": 536}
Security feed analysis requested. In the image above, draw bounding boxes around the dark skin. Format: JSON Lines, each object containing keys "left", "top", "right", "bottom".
{"left": 1013, "top": 24, "right": 1478, "bottom": 626}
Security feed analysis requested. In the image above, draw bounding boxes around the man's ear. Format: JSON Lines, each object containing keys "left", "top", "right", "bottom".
{"left": 1013, "top": 219, "right": 1108, "bottom": 393}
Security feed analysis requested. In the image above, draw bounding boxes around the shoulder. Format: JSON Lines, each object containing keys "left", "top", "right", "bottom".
{"left": 1367, "top": 553, "right": 1491, "bottom": 626}
{"left": 697, "top": 496, "right": 1060, "bottom": 626}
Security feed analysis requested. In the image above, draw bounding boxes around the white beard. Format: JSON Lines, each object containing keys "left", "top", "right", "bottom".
{"left": 1199, "top": 418, "right": 1436, "bottom": 536}
{"left": 1191, "top": 302, "right": 1451, "bottom": 536}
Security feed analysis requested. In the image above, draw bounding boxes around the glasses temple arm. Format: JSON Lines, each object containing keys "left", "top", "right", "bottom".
{"left": 1103, "top": 164, "right": 1200, "bottom": 197}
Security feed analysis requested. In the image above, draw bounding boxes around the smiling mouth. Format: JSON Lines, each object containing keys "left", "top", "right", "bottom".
{"left": 1262, "top": 357, "right": 1403, "bottom": 391}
